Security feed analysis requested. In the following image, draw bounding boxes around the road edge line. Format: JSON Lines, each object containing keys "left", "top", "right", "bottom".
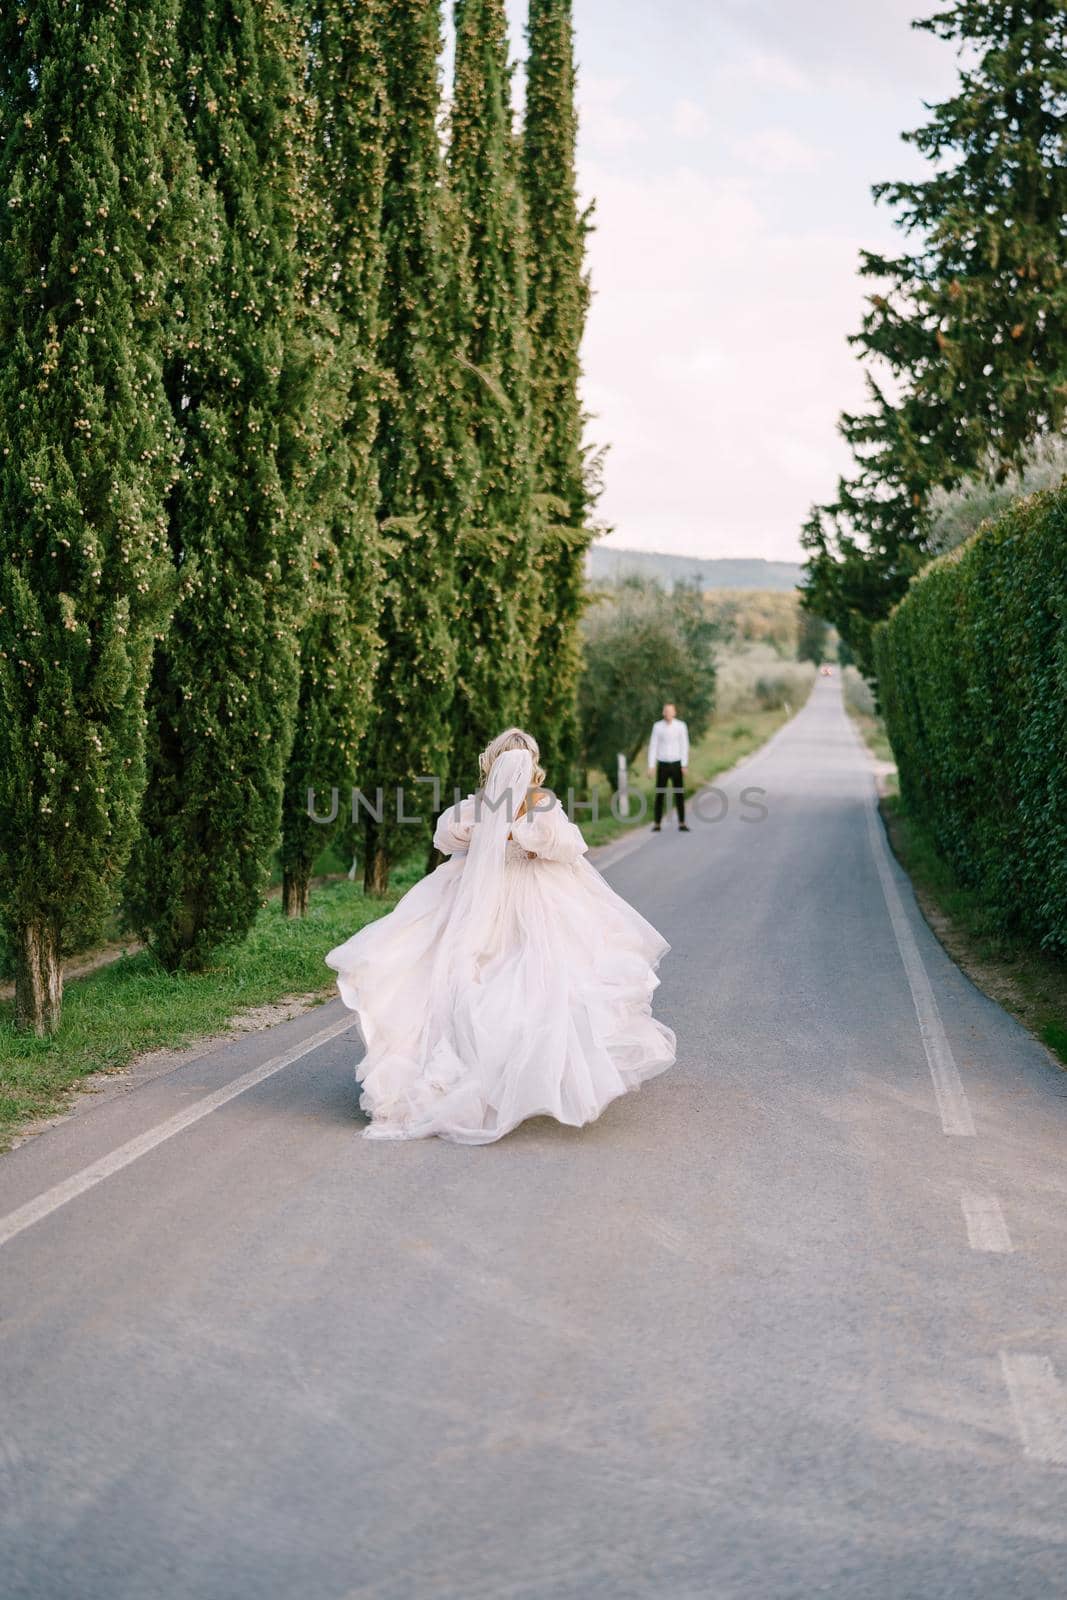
{"left": 861, "top": 777, "right": 976, "bottom": 1137}
{"left": 0, "top": 1013, "right": 356, "bottom": 1250}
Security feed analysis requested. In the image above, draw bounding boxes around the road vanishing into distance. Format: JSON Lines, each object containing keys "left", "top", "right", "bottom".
{"left": 2, "top": 676, "right": 1066, "bottom": 1599}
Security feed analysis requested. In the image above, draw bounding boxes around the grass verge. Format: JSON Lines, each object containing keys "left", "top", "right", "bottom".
{"left": 849, "top": 704, "right": 1067, "bottom": 1070}
{"left": 0, "top": 869, "right": 419, "bottom": 1152}
{"left": 849, "top": 709, "right": 896, "bottom": 771}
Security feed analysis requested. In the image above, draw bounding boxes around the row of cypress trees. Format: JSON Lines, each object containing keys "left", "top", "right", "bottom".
{"left": 0, "top": 0, "right": 591, "bottom": 1032}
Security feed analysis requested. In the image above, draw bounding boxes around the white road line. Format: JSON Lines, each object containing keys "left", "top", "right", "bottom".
{"left": 960, "top": 1193, "right": 1013, "bottom": 1253}
{"left": 1000, "top": 1352, "right": 1067, "bottom": 1466}
{"left": 0, "top": 1012, "right": 356, "bottom": 1251}
{"left": 862, "top": 795, "right": 976, "bottom": 1137}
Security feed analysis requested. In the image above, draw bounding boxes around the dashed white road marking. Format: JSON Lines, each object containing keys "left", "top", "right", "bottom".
{"left": 862, "top": 792, "right": 976, "bottom": 1137}
{"left": 0, "top": 1012, "right": 356, "bottom": 1251}
{"left": 1000, "top": 1352, "right": 1067, "bottom": 1466}
{"left": 960, "top": 1193, "right": 1013, "bottom": 1253}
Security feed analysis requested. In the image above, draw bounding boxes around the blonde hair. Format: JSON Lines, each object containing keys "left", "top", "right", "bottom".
{"left": 478, "top": 727, "right": 546, "bottom": 788}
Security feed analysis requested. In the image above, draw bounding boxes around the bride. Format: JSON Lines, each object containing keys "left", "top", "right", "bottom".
{"left": 326, "top": 727, "right": 676, "bottom": 1144}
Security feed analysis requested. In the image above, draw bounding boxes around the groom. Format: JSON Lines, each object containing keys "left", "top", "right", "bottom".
{"left": 647, "top": 702, "right": 690, "bottom": 832}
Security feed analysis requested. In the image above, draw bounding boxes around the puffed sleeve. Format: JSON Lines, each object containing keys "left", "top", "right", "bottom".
{"left": 433, "top": 796, "right": 478, "bottom": 856}
{"left": 511, "top": 792, "right": 588, "bottom": 864}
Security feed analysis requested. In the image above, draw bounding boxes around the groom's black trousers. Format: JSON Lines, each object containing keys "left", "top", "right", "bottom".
{"left": 653, "top": 760, "right": 685, "bottom": 825}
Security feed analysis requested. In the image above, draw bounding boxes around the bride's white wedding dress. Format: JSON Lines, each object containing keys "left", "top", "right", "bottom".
{"left": 326, "top": 747, "right": 675, "bottom": 1144}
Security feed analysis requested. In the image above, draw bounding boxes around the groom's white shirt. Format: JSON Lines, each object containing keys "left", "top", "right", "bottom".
{"left": 647, "top": 718, "right": 689, "bottom": 771}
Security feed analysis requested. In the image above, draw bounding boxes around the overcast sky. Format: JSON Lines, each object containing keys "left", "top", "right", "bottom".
{"left": 497, "top": 0, "right": 962, "bottom": 561}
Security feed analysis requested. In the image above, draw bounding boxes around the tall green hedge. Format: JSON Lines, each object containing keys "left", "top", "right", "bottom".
{"left": 0, "top": 0, "right": 195, "bottom": 1030}
{"left": 129, "top": 0, "right": 323, "bottom": 972}
{"left": 523, "top": 0, "right": 591, "bottom": 791}
{"left": 873, "top": 486, "right": 1067, "bottom": 954}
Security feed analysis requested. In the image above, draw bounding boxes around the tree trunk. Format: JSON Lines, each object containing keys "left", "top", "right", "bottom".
{"left": 282, "top": 863, "right": 311, "bottom": 918}
{"left": 14, "top": 919, "right": 63, "bottom": 1037}
{"left": 425, "top": 831, "right": 445, "bottom": 875}
{"left": 364, "top": 844, "right": 390, "bottom": 897}
{"left": 362, "top": 818, "right": 390, "bottom": 896}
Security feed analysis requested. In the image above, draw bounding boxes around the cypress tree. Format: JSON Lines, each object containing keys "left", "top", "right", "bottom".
{"left": 278, "top": 0, "right": 387, "bottom": 917}
{"left": 0, "top": 0, "right": 194, "bottom": 1033}
{"left": 359, "top": 0, "right": 471, "bottom": 896}
{"left": 446, "top": 0, "right": 534, "bottom": 792}
{"left": 358, "top": 0, "right": 470, "bottom": 902}
{"left": 128, "top": 0, "right": 324, "bottom": 969}
{"left": 522, "top": 0, "right": 592, "bottom": 788}
{"left": 803, "top": 0, "right": 1067, "bottom": 670}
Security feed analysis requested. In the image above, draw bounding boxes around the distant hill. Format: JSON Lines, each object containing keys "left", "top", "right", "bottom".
{"left": 587, "top": 546, "right": 803, "bottom": 593}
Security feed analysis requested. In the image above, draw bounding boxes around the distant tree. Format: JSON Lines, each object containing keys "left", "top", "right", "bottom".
{"left": 279, "top": 0, "right": 387, "bottom": 917}
{"left": 797, "top": 610, "right": 829, "bottom": 666}
{"left": 446, "top": 0, "right": 535, "bottom": 798}
{"left": 803, "top": 0, "right": 1067, "bottom": 670}
{"left": 522, "top": 0, "right": 592, "bottom": 789}
{"left": 359, "top": 0, "right": 472, "bottom": 895}
{"left": 0, "top": 0, "right": 194, "bottom": 1032}
{"left": 578, "top": 581, "right": 718, "bottom": 778}
{"left": 926, "top": 437, "right": 1067, "bottom": 555}
{"left": 129, "top": 0, "right": 324, "bottom": 969}
{"left": 702, "top": 588, "right": 801, "bottom": 656}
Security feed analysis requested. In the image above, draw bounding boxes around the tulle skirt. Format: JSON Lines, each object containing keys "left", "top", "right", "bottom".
{"left": 325, "top": 852, "right": 676, "bottom": 1144}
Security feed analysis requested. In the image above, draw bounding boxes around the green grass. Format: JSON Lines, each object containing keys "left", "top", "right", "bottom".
{"left": 1044, "top": 1021, "right": 1067, "bottom": 1061}
{"left": 0, "top": 872, "right": 418, "bottom": 1149}
{"left": 850, "top": 709, "right": 896, "bottom": 769}
{"left": 577, "top": 707, "right": 793, "bottom": 849}
{"left": 850, "top": 710, "right": 1067, "bottom": 1072}
{"left": 840, "top": 667, "right": 897, "bottom": 772}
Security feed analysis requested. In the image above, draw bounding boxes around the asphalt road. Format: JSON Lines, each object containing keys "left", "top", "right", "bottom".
{"left": 2, "top": 676, "right": 1066, "bottom": 1600}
